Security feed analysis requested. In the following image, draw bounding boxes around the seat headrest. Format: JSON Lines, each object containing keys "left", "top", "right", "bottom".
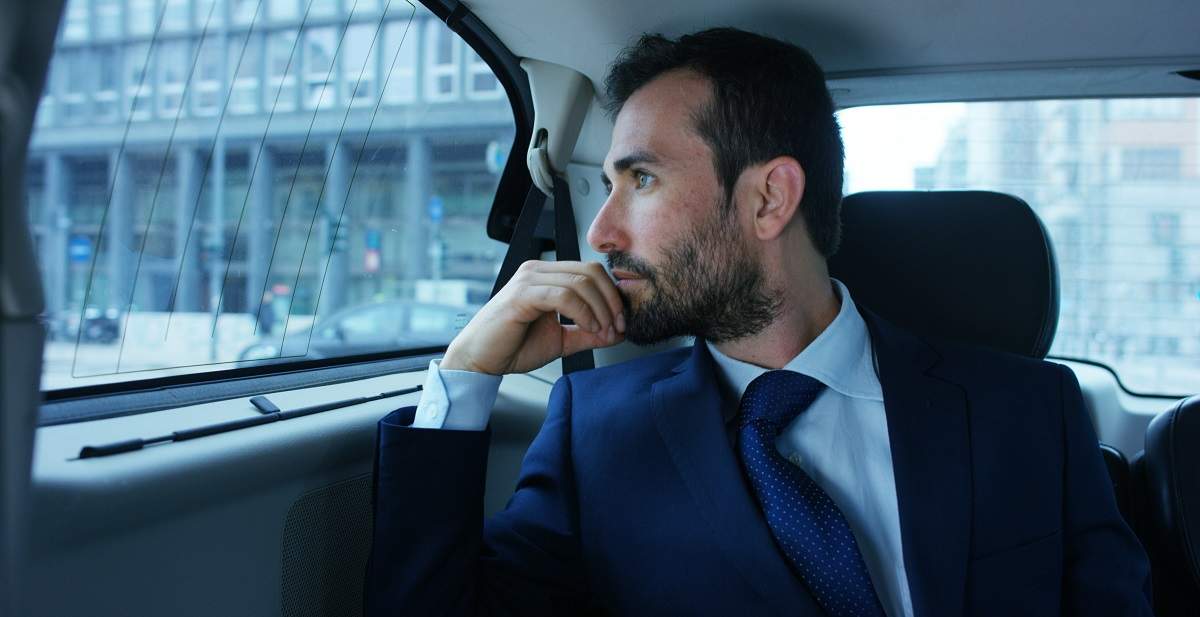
{"left": 827, "top": 191, "right": 1059, "bottom": 358}
{"left": 1143, "top": 396, "right": 1200, "bottom": 597}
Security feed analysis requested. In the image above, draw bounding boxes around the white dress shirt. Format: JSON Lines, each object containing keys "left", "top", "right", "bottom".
{"left": 412, "top": 279, "right": 913, "bottom": 617}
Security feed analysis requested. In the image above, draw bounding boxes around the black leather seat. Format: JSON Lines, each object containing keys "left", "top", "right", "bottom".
{"left": 1137, "top": 396, "right": 1200, "bottom": 615}
{"left": 828, "top": 190, "right": 1132, "bottom": 519}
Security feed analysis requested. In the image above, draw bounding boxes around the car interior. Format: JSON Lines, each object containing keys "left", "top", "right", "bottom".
{"left": 1, "top": 0, "right": 1198, "bottom": 615}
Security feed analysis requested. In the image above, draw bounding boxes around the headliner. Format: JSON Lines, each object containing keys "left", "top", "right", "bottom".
{"left": 465, "top": 0, "right": 1200, "bottom": 106}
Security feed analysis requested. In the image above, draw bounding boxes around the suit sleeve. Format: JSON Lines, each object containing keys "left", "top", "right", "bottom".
{"left": 1058, "top": 364, "right": 1153, "bottom": 616}
{"left": 365, "top": 375, "right": 596, "bottom": 617}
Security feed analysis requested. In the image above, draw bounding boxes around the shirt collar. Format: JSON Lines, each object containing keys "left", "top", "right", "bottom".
{"left": 706, "top": 279, "right": 883, "bottom": 410}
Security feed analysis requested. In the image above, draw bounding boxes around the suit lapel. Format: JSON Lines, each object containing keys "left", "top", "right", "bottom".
{"left": 651, "top": 343, "right": 821, "bottom": 616}
{"left": 862, "top": 309, "right": 972, "bottom": 617}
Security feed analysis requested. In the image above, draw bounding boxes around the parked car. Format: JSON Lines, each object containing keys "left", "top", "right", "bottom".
{"left": 237, "top": 300, "right": 477, "bottom": 363}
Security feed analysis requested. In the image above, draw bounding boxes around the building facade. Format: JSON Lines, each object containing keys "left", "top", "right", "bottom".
{"left": 25, "top": 0, "right": 514, "bottom": 336}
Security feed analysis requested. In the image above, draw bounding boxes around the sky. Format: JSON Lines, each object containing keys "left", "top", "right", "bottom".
{"left": 838, "top": 102, "right": 967, "bottom": 193}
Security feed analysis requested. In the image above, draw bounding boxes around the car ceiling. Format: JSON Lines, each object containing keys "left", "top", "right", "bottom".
{"left": 465, "top": 0, "right": 1200, "bottom": 106}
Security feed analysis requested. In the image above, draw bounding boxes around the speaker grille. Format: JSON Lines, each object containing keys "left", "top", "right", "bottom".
{"left": 281, "top": 474, "right": 373, "bottom": 617}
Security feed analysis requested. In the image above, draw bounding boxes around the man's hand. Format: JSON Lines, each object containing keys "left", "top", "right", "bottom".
{"left": 440, "top": 260, "right": 627, "bottom": 375}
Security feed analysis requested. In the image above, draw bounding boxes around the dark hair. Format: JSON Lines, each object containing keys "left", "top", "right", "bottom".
{"left": 604, "top": 28, "right": 844, "bottom": 257}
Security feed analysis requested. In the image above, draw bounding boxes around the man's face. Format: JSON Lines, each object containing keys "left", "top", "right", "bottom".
{"left": 589, "top": 69, "right": 780, "bottom": 345}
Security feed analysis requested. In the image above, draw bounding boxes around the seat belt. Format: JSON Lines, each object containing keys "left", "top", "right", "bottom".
{"left": 490, "top": 174, "right": 596, "bottom": 374}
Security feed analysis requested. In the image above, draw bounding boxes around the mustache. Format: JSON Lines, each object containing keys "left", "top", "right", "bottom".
{"left": 606, "top": 251, "right": 657, "bottom": 283}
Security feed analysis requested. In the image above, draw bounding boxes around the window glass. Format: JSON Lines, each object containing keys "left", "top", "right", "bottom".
{"left": 95, "top": 0, "right": 123, "bottom": 39}
{"left": 302, "top": 26, "right": 337, "bottom": 109}
{"left": 342, "top": 23, "right": 378, "bottom": 106}
{"left": 29, "top": 2, "right": 514, "bottom": 391}
{"left": 157, "top": 39, "right": 190, "bottom": 117}
{"left": 129, "top": 0, "right": 158, "bottom": 36}
{"left": 231, "top": 0, "right": 259, "bottom": 25}
{"left": 193, "top": 35, "right": 224, "bottom": 115}
{"left": 58, "top": 49, "right": 90, "bottom": 122}
{"left": 63, "top": 0, "right": 90, "bottom": 42}
{"left": 838, "top": 98, "right": 1200, "bottom": 395}
{"left": 195, "top": 0, "right": 225, "bottom": 28}
{"left": 269, "top": 0, "right": 298, "bottom": 21}
{"left": 94, "top": 46, "right": 121, "bottom": 121}
{"left": 230, "top": 33, "right": 263, "bottom": 113}
{"left": 162, "top": 0, "right": 191, "bottom": 32}
{"left": 466, "top": 50, "right": 501, "bottom": 100}
{"left": 125, "top": 42, "right": 155, "bottom": 120}
{"left": 422, "top": 18, "right": 459, "bottom": 101}
{"left": 381, "top": 19, "right": 416, "bottom": 104}
{"left": 266, "top": 29, "right": 299, "bottom": 112}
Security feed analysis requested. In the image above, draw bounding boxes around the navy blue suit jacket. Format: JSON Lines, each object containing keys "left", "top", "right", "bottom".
{"left": 366, "top": 311, "right": 1152, "bottom": 616}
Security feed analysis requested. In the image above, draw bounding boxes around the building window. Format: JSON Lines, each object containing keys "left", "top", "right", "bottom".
{"left": 230, "top": 33, "right": 263, "bottom": 114}
{"left": 59, "top": 50, "right": 91, "bottom": 123}
{"left": 1121, "top": 147, "right": 1182, "bottom": 181}
{"left": 129, "top": 0, "right": 159, "bottom": 36}
{"left": 232, "top": 0, "right": 259, "bottom": 25}
{"left": 269, "top": 0, "right": 299, "bottom": 21}
{"left": 423, "top": 19, "right": 459, "bottom": 102}
{"left": 126, "top": 42, "right": 155, "bottom": 120}
{"left": 465, "top": 51, "right": 501, "bottom": 100}
{"left": 266, "top": 29, "right": 299, "bottom": 112}
{"left": 94, "top": 46, "right": 121, "bottom": 121}
{"left": 195, "top": 0, "right": 225, "bottom": 28}
{"left": 95, "top": 0, "right": 123, "bottom": 38}
{"left": 382, "top": 19, "right": 416, "bottom": 104}
{"left": 193, "top": 35, "right": 223, "bottom": 115}
{"left": 162, "top": 0, "right": 191, "bottom": 31}
{"left": 342, "top": 23, "right": 378, "bottom": 107}
{"left": 307, "top": 0, "right": 338, "bottom": 19}
{"left": 303, "top": 26, "right": 337, "bottom": 109}
{"left": 63, "top": 0, "right": 91, "bottom": 42}
{"left": 157, "top": 40, "right": 190, "bottom": 117}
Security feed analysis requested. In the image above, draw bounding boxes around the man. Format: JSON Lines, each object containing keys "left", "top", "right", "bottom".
{"left": 366, "top": 28, "right": 1151, "bottom": 616}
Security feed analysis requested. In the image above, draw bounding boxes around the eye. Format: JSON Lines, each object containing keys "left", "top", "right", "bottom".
{"left": 634, "top": 170, "right": 654, "bottom": 189}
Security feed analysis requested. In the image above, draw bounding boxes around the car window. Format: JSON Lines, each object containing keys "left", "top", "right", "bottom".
{"left": 27, "top": 0, "right": 513, "bottom": 391}
{"left": 838, "top": 98, "right": 1199, "bottom": 396}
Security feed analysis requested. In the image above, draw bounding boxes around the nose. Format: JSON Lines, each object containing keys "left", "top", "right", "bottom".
{"left": 586, "top": 192, "right": 628, "bottom": 255}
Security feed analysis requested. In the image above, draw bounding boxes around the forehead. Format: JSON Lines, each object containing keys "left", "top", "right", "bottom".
{"left": 605, "top": 69, "right": 715, "bottom": 171}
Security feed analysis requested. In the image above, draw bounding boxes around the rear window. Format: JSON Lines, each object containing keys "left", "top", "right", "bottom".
{"left": 838, "top": 98, "right": 1199, "bottom": 396}
{"left": 26, "top": 0, "right": 515, "bottom": 391}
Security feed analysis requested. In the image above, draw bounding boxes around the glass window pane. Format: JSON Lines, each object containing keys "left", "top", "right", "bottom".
{"left": 162, "top": 0, "right": 190, "bottom": 31}
{"left": 230, "top": 33, "right": 263, "bottom": 113}
{"left": 157, "top": 40, "right": 190, "bottom": 117}
{"left": 231, "top": 0, "right": 259, "bottom": 25}
{"left": 63, "top": 0, "right": 90, "bottom": 41}
{"left": 306, "top": 0, "right": 338, "bottom": 18}
{"left": 422, "top": 19, "right": 458, "bottom": 101}
{"left": 269, "top": 0, "right": 298, "bottom": 21}
{"left": 838, "top": 98, "right": 1200, "bottom": 395}
{"left": 129, "top": 0, "right": 158, "bottom": 35}
{"left": 95, "top": 0, "right": 123, "bottom": 38}
{"left": 266, "top": 29, "right": 298, "bottom": 112}
{"left": 303, "top": 26, "right": 336, "bottom": 109}
{"left": 342, "top": 23, "right": 377, "bottom": 106}
{"left": 195, "top": 0, "right": 225, "bottom": 28}
{"left": 382, "top": 19, "right": 416, "bottom": 104}
{"left": 125, "top": 42, "right": 154, "bottom": 119}
{"left": 28, "top": 6, "right": 514, "bottom": 393}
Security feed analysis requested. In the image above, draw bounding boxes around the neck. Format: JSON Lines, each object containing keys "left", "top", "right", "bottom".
{"left": 713, "top": 272, "right": 840, "bottom": 369}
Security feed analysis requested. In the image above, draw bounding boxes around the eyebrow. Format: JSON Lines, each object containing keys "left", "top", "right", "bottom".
{"left": 600, "top": 150, "right": 660, "bottom": 185}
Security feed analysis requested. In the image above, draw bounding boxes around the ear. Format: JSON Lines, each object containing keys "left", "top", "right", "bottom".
{"left": 751, "top": 156, "right": 806, "bottom": 241}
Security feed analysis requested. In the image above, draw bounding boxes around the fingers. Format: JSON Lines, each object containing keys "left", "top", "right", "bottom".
{"left": 511, "top": 261, "right": 626, "bottom": 335}
{"left": 561, "top": 324, "right": 625, "bottom": 357}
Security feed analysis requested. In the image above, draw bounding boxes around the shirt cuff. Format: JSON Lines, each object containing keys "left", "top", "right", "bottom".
{"left": 411, "top": 359, "right": 502, "bottom": 430}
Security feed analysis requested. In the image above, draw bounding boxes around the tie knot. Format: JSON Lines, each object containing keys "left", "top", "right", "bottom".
{"left": 737, "top": 370, "right": 826, "bottom": 431}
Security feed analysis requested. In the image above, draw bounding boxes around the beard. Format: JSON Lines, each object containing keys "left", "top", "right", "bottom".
{"left": 607, "top": 201, "right": 781, "bottom": 345}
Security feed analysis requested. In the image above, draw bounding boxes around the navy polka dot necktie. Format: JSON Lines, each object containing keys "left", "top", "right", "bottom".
{"left": 736, "top": 370, "right": 887, "bottom": 617}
